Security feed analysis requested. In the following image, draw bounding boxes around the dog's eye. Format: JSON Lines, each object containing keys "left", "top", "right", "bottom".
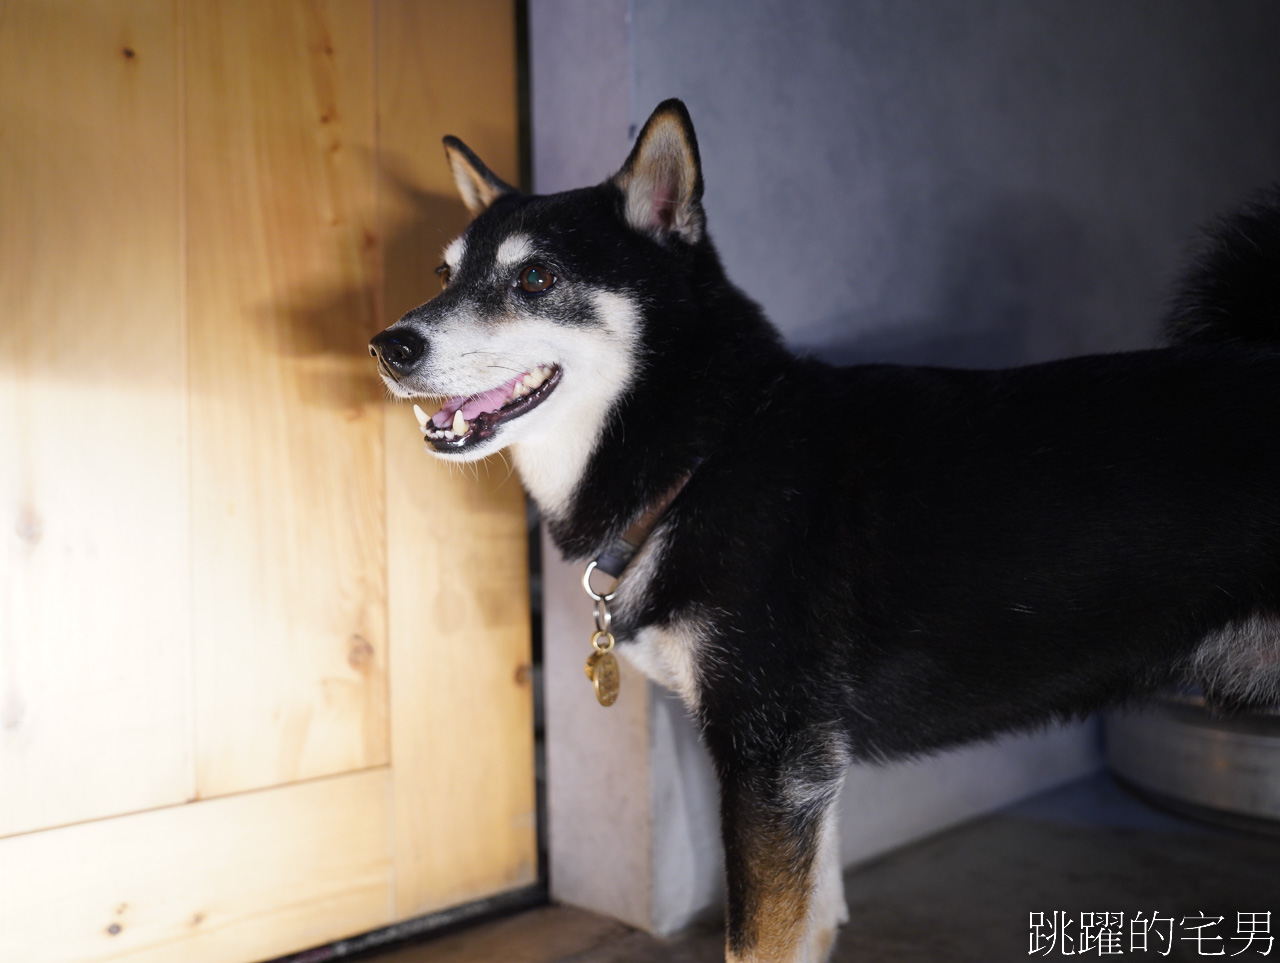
{"left": 435, "top": 263, "right": 452, "bottom": 288}
{"left": 518, "top": 264, "right": 555, "bottom": 294}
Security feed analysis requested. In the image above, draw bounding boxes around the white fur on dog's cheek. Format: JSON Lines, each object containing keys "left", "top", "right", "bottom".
{"left": 496, "top": 234, "right": 534, "bottom": 272}
{"left": 390, "top": 289, "right": 641, "bottom": 498}
{"left": 386, "top": 309, "right": 499, "bottom": 398}
{"left": 443, "top": 235, "right": 466, "bottom": 270}
{"left": 510, "top": 289, "right": 642, "bottom": 518}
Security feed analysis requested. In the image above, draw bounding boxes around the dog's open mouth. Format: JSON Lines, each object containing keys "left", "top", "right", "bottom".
{"left": 412, "top": 364, "right": 561, "bottom": 452}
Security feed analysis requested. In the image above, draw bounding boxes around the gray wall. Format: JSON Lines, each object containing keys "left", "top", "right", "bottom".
{"left": 629, "top": 0, "right": 1280, "bottom": 366}
{"left": 531, "top": 0, "right": 1280, "bottom": 934}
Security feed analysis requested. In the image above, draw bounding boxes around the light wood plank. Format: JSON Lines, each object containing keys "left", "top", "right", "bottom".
{"left": 185, "top": 0, "right": 390, "bottom": 797}
{"left": 386, "top": 445, "right": 538, "bottom": 915}
{"left": 0, "top": 0, "right": 191, "bottom": 836}
{"left": 0, "top": 769, "right": 394, "bottom": 963}
{"left": 377, "top": 0, "right": 538, "bottom": 915}
{"left": 376, "top": 0, "right": 524, "bottom": 321}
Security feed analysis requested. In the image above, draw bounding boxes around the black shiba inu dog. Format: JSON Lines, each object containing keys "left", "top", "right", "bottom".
{"left": 370, "top": 100, "right": 1280, "bottom": 962}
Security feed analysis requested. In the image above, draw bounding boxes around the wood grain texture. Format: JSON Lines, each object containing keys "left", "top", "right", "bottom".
{"left": 0, "top": 769, "right": 394, "bottom": 963}
{"left": 1, "top": 2, "right": 535, "bottom": 958}
{"left": 185, "top": 0, "right": 390, "bottom": 797}
{"left": 0, "top": 0, "right": 191, "bottom": 836}
{"left": 377, "top": 0, "right": 538, "bottom": 916}
{"left": 386, "top": 444, "right": 537, "bottom": 915}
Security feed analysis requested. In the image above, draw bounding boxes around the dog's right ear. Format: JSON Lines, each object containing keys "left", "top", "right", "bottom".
{"left": 611, "top": 99, "right": 705, "bottom": 244}
{"left": 443, "top": 136, "right": 516, "bottom": 217}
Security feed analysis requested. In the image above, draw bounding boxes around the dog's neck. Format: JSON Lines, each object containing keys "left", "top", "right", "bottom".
{"left": 510, "top": 431, "right": 603, "bottom": 524}
{"left": 522, "top": 242, "right": 793, "bottom": 560}
{"left": 510, "top": 287, "right": 646, "bottom": 524}
{"left": 511, "top": 409, "right": 700, "bottom": 557}
{"left": 539, "top": 351, "right": 791, "bottom": 560}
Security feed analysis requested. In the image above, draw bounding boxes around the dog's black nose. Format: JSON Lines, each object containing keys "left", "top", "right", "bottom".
{"left": 369, "top": 328, "right": 426, "bottom": 372}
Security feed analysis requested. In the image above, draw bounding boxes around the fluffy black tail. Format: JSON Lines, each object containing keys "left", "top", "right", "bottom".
{"left": 1166, "top": 185, "right": 1280, "bottom": 346}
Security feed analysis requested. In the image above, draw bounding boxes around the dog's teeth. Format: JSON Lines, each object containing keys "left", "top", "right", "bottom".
{"left": 453, "top": 410, "right": 468, "bottom": 435}
{"left": 512, "top": 383, "right": 527, "bottom": 399}
{"left": 522, "top": 373, "right": 539, "bottom": 388}
{"left": 413, "top": 404, "right": 429, "bottom": 429}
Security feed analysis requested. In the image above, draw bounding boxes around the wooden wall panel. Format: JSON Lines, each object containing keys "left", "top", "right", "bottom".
{"left": 377, "top": 0, "right": 538, "bottom": 916}
{"left": 1, "top": 2, "right": 535, "bottom": 957}
{"left": 386, "top": 449, "right": 538, "bottom": 915}
{"left": 185, "top": 0, "right": 390, "bottom": 797}
{"left": 0, "top": 770, "right": 393, "bottom": 963}
{"left": 0, "top": 0, "right": 191, "bottom": 836}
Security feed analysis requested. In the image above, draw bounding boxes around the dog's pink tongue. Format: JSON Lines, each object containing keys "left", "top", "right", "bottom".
{"left": 461, "top": 379, "right": 519, "bottom": 420}
{"left": 430, "top": 375, "right": 525, "bottom": 427}
{"left": 431, "top": 401, "right": 462, "bottom": 428}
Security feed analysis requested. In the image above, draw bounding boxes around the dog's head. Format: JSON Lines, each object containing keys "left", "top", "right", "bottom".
{"left": 370, "top": 102, "right": 715, "bottom": 517}
{"left": 370, "top": 100, "right": 705, "bottom": 486}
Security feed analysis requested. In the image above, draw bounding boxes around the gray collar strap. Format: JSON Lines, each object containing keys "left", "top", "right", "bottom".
{"left": 590, "top": 469, "right": 696, "bottom": 579}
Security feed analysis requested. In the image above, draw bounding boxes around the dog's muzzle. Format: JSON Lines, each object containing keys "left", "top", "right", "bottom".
{"left": 369, "top": 327, "right": 426, "bottom": 379}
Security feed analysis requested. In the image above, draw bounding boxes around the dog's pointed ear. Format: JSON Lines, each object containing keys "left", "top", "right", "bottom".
{"left": 443, "top": 135, "right": 516, "bottom": 216}
{"left": 611, "top": 99, "right": 705, "bottom": 244}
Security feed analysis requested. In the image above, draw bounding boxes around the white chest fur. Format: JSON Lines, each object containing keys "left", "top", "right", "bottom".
{"left": 606, "top": 527, "right": 706, "bottom": 711}
{"left": 621, "top": 620, "right": 705, "bottom": 710}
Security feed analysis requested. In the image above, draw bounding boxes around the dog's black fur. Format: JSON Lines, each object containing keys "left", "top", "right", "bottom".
{"left": 373, "top": 100, "right": 1280, "bottom": 961}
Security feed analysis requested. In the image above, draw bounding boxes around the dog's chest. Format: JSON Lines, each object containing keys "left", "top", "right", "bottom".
{"left": 619, "top": 621, "right": 704, "bottom": 709}
{"left": 607, "top": 527, "right": 704, "bottom": 710}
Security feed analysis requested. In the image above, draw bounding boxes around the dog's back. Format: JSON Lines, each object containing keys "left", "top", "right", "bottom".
{"left": 1167, "top": 185, "right": 1280, "bottom": 347}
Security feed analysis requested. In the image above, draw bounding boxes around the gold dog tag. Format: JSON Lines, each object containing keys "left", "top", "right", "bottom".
{"left": 588, "top": 650, "right": 620, "bottom": 706}
{"left": 585, "top": 629, "right": 620, "bottom": 706}
{"left": 584, "top": 650, "right": 602, "bottom": 681}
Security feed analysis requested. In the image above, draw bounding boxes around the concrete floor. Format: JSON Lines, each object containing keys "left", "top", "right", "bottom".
{"left": 359, "top": 773, "right": 1280, "bottom": 962}
{"left": 836, "top": 774, "right": 1280, "bottom": 961}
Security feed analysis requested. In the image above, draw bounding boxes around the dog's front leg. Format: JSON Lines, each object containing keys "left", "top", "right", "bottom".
{"left": 717, "top": 754, "right": 847, "bottom": 963}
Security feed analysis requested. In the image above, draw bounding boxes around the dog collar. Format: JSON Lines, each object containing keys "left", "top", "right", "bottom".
{"left": 579, "top": 464, "right": 700, "bottom": 707}
{"left": 591, "top": 473, "right": 693, "bottom": 578}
